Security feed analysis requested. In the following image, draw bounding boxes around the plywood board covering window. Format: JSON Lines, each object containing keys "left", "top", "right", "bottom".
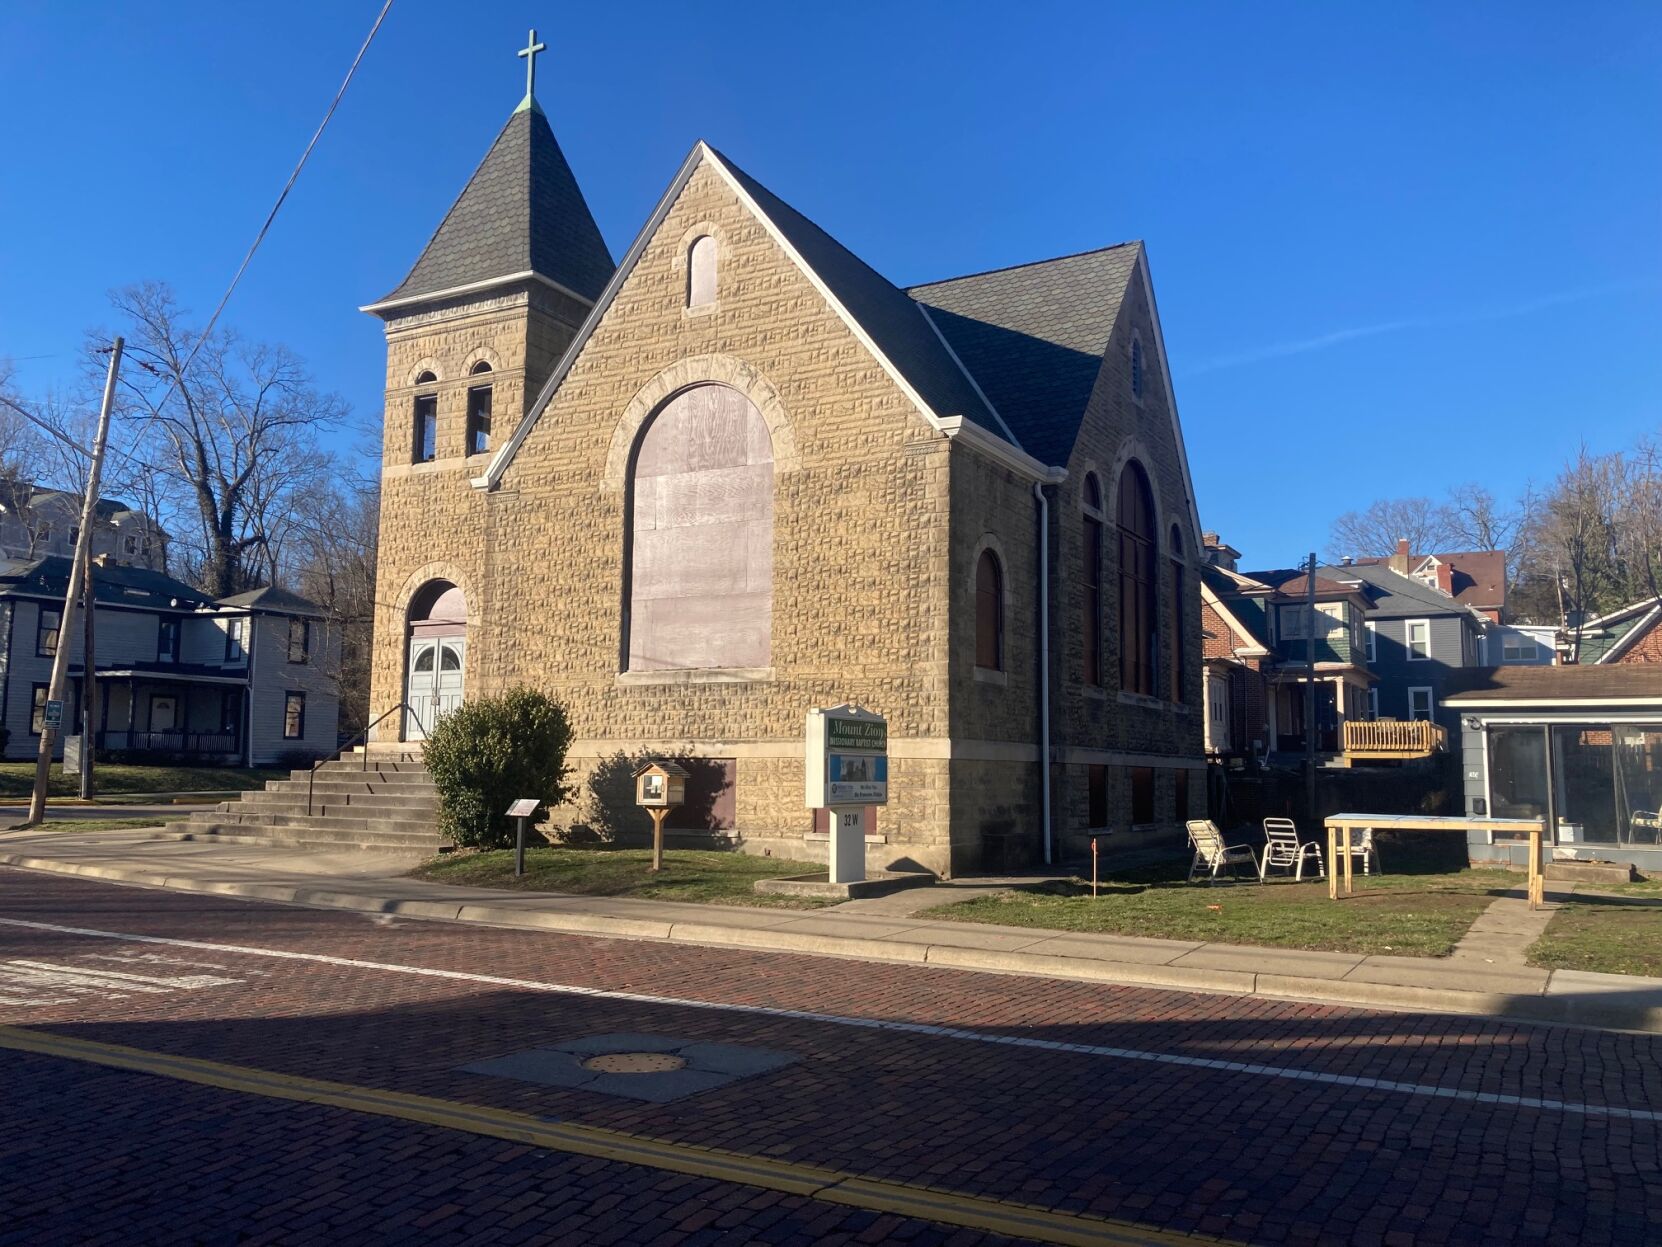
{"left": 627, "top": 384, "right": 772, "bottom": 671}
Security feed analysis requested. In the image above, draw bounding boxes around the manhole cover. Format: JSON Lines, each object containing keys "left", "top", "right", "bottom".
{"left": 581, "top": 1052, "right": 687, "bottom": 1074}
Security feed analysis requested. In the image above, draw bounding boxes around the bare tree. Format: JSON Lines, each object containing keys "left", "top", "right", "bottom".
{"left": 1529, "top": 446, "right": 1625, "bottom": 659}
{"left": 1326, "top": 496, "right": 1459, "bottom": 562}
{"left": 104, "top": 282, "right": 345, "bottom": 597}
{"left": 290, "top": 475, "right": 379, "bottom": 736}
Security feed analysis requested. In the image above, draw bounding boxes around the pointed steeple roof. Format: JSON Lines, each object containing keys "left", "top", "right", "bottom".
{"left": 370, "top": 107, "right": 615, "bottom": 311}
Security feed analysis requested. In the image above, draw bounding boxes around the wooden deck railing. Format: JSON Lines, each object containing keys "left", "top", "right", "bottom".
{"left": 1343, "top": 718, "right": 1447, "bottom": 758}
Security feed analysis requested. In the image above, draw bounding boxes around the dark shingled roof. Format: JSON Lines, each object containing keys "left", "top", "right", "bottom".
{"left": 217, "top": 585, "right": 325, "bottom": 617}
{"left": 908, "top": 244, "right": 1140, "bottom": 467}
{"left": 1320, "top": 563, "right": 1479, "bottom": 618}
{"left": 1241, "top": 568, "right": 1363, "bottom": 598}
{"left": 1445, "top": 665, "right": 1662, "bottom": 702}
{"left": 377, "top": 107, "right": 615, "bottom": 306}
{"left": 0, "top": 556, "right": 215, "bottom": 611}
{"left": 708, "top": 148, "right": 1012, "bottom": 449}
{"left": 1351, "top": 549, "right": 1506, "bottom": 613}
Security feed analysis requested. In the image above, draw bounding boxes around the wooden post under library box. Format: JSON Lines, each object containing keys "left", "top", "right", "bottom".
{"left": 634, "top": 760, "right": 689, "bottom": 872}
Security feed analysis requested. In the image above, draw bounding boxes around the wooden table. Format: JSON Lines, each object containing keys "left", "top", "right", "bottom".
{"left": 1323, "top": 813, "right": 1549, "bottom": 908}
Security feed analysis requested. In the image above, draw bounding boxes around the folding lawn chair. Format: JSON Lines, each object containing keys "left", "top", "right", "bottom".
{"left": 1260, "top": 817, "right": 1324, "bottom": 881}
{"left": 1185, "top": 819, "right": 1260, "bottom": 884}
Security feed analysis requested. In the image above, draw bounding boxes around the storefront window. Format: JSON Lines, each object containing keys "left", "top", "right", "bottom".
{"left": 1551, "top": 725, "right": 1616, "bottom": 844}
{"left": 1614, "top": 726, "right": 1662, "bottom": 846}
{"left": 1488, "top": 721, "right": 1662, "bottom": 847}
{"left": 1488, "top": 727, "right": 1547, "bottom": 833}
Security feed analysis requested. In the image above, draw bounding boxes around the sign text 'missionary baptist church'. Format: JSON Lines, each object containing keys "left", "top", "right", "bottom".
{"left": 364, "top": 36, "right": 1205, "bottom": 875}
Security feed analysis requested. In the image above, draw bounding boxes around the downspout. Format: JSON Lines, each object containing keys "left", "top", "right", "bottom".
{"left": 1034, "top": 481, "right": 1053, "bottom": 865}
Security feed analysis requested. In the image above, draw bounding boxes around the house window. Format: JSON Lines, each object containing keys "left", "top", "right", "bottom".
{"left": 158, "top": 619, "right": 179, "bottom": 664}
{"left": 412, "top": 371, "right": 438, "bottom": 463}
{"left": 67, "top": 525, "right": 78, "bottom": 548}
{"left": 1175, "top": 767, "right": 1190, "bottom": 822}
{"left": 688, "top": 235, "right": 717, "bottom": 307}
{"left": 122, "top": 534, "right": 139, "bottom": 556}
{"left": 1087, "top": 764, "right": 1108, "bottom": 828}
{"left": 220, "top": 690, "right": 241, "bottom": 735}
{"left": 29, "top": 684, "right": 49, "bottom": 735}
{"left": 1503, "top": 639, "right": 1538, "bottom": 662}
{"left": 1367, "top": 687, "right": 1380, "bottom": 719}
{"left": 225, "top": 618, "right": 247, "bottom": 663}
{"left": 1408, "top": 687, "right": 1434, "bottom": 721}
{"left": 1129, "top": 765, "right": 1154, "bottom": 825}
{"left": 1130, "top": 335, "right": 1145, "bottom": 400}
{"left": 1169, "top": 524, "right": 1186, "bottom": 703}
{"left": 466, "top": 362, "right": 492, "bottom": 457}
{"left": 1407, "top": 619, "right": 1431, "bottom": 660}
{"left": 36, "top": 606, "right": 61, "bottom": 657}
{"left": 283, "top": 692, "right": 306, "bottom": 740}
{"left": 1365, "top": 620, "right": 1377, "bottom": 663}
{"left": 1082, "top": 473, "right": 1103, "bottom": 685}
{"left": 35, "top": 522, "right": 51, "bottom": 542}
{"left": 287, "top": 617, "right": 310, "bottom": 664}
{"left": 976, "top": 549, "right": 1004, "bottom": 672}
{"left": 1117, "top": 460, "right": 1157, "bottom": 695}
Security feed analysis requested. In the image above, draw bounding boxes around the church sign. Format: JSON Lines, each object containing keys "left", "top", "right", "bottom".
{"left": 806, "top": 705, "right": 889, "bottom": 808}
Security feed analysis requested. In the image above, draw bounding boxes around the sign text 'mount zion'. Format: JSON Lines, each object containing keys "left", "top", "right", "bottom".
{"left": 826, "top": 718, "right": 887, "bottom": 753}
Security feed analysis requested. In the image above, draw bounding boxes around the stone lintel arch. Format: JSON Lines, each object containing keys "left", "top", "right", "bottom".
{"left": 392, "top": 562, "right": 481, "bottom": 646}
{"left": 460, "top": 345, "right": 504, "bottom": 376}
{"left": 404, "top": 358, "right": 444, "bottom": 389}
{"left": 603, "top": 355, "right": 800, "bottom": 492}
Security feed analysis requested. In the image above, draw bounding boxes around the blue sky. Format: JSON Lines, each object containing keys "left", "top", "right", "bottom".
{"left": 3, "top": 2, "right": 1658, "bottom": 566}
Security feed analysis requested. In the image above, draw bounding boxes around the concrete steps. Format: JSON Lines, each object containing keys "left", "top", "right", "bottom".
{"left": 160, "top": 754, "right": 448, "bottom": 854}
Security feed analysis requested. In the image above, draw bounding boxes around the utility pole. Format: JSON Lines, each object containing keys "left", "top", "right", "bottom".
{"left": 1304, "top": 551, "right": 1318, "bottom": 821}
{"left": 79, "top": 557, "right": 98, "bottom": 800}
{"left": 26, "top": 337, "right": 122, "bottom": 827}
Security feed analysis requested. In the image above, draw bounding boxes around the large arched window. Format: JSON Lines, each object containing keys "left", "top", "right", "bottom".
{"left": 976, "top": 549, "right": 1004, "bottom": 672}
{"left": 626, "top": 384, "right": 772, "bottom": 671}
{"left": 688, "top": 235, "right": 717, "bottom": 308}
{"left": 466, "top": 361, "right": 492, "bottom": 457}
{"left": 412, "top": 370, "right": 438, "bottom": 464}
{"left": 1168, "top": 523, "right": 1186, "bottom": 703}
{"left": 1081, "top": 473, "right": 1103, "bottom": 686}
{"left": 1117, "top": 460, "right": 1157, "bottom": 695}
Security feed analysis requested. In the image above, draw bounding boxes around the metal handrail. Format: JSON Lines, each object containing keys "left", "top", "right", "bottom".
{"left": 307, "top": 701, "right": 428, "bottom": 815}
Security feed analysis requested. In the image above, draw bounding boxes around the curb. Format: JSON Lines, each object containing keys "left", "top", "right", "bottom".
{"left": 4, "top": 851, "right": 1659, "bottom": 1035}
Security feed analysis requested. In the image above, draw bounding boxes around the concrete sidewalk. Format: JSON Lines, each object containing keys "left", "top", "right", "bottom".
{"left": 3, "top": 827, "right": 1660, "bottom": 1034}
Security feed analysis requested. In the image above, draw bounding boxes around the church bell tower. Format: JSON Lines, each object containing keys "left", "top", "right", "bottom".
{"left": 362, "top": 30, "right": 615, "bottom": 473}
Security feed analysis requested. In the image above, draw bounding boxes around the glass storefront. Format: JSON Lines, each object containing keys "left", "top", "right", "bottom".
{"left": 1486, "top": 721, "right": 1662, "bottom": 846}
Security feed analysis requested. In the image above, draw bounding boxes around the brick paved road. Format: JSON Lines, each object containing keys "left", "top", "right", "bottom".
{"left": 2, "top": 868, "right": 1660, "bottom": 1245}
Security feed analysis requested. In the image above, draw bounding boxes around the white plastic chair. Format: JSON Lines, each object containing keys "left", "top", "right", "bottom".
{"left": 1334, "top": 826, "right": 1382, "bottom": 876}
{"left": 1260, "top": 817, "right": 1324, "bottom": 881}
{"left": 1186, "top": 819, "right": 1260, "bottom": 884}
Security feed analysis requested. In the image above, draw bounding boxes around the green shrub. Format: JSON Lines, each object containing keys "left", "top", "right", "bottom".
{"left": 422, "top": 688, "right": 574, "bottom": 848}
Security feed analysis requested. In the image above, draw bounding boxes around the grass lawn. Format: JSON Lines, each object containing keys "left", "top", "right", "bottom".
{"left": 0, "top": 762, "right": 283, "bottom": 799}
{"left": 1529, "top": 877, "right": 1662, "bottom": 977}
{"left": 5, "top": 818, "right": 169, "bottom": 833}
{"left": 928, "top": 866, "right": 1521, "bottom": 957}
{"left": 412, "top": 845, "right": 836, "bottom": 909}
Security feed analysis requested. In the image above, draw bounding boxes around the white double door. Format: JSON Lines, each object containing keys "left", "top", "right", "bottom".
{"left": 406, "top": 637, "right": 464, "bottom": 740}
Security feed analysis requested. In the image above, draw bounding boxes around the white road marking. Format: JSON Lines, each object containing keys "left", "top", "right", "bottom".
{"left": 0, "top": 914, "right": 1654, "bottom": 1123}
{"left": 0, "top": 954, "right": 242, "bottom": 1006}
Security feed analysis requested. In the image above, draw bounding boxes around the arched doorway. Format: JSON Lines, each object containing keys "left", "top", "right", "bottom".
{"left": 406, "top": 581, "right": 466, "bottom": 740}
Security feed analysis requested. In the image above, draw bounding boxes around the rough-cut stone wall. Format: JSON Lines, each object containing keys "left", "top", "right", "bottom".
{"left": 371, "top": 160, "right": 961, "bottom": 873}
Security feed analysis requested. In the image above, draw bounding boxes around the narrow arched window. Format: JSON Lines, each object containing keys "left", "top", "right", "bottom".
{"left": 1117, "top": 460, "right": 1156, "bottom": 695}
{"left": 688, "top": 235, "right": 717, "bottom": 308}
{"left": 412, "top": 371, "right": 438, "bottom": 463}
{"left": 976, "top": 549, "right": 1004, "bottom": 672}
{"left": 1082, "top": 473, "right": 1104, "bottom": 686}
{"left": 1169, "top": 523, "right": 1186, "bottom": 703}
{"left": 466, "top": 361, "right": 493, "bottom": 457}
{"left": 1130, "top": 336, "right": 1145, "bottom": 400}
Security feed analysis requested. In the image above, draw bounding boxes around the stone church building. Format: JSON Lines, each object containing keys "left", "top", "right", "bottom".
{"left": 365, "top": 68, "right": 1205, "bottom": 876}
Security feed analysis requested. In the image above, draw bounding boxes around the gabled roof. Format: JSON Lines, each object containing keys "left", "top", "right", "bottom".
{"left": 908, "top": 244, "right": 1140, "bottom": 468}
{"left": 1201, "top": 578, "right": 1271, "bottom": 654}
{"left": 1241, "top": 568, "right": 1365, "bottom": 599}
{"left": 1351, "top": 549, "right": 1505, "bottom": 612}
{"left": 370, "top": 107, "right": 615, "bottom": 310}
{"left": 1322, "top": 563, "right": 1483, "bottom": 619}
{"left": 217, "top": 585, "right": 325, "bottom": 617}
{"left": 1576, "top": 597, "right": 1662, "bottom": 664}
{"left": 711, "top": 149, "right": 1012, "bottom": 447}
{"left": 0, "top": 556, "right": 214, "bottom": 611}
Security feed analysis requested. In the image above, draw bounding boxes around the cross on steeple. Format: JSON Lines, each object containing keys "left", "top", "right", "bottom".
{"left": 517, "top": 29, "right": 546, "bottom": 112}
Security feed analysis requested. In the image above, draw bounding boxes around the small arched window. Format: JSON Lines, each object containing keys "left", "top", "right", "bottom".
{"left": 412, "top": 371, "right": 438, "bottom": 464}
{"left": 1130, "top": 336, "right": 1145, "bottom": 400}
{"left": 466, "top": 361, "right": 493, "bottom": 457}
{"left": 1117, "top": 460, "right": 1157, "bottom": 695}
{"left": 1168, "top": 523, "right": 1186, "bottom": 703}
{"left": 688, "top": 235, "right": 717, "bottom": 308}
{"left": 975, "top": 549, "right": 1004, "bottom": 672}
{"left": 1082, "top": 473, "right": 1104, "bottom": 685}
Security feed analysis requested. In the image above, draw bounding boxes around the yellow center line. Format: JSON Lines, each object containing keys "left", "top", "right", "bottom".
{"left": 0, "top": 1023, "right": 1212, "bottom": 1247}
